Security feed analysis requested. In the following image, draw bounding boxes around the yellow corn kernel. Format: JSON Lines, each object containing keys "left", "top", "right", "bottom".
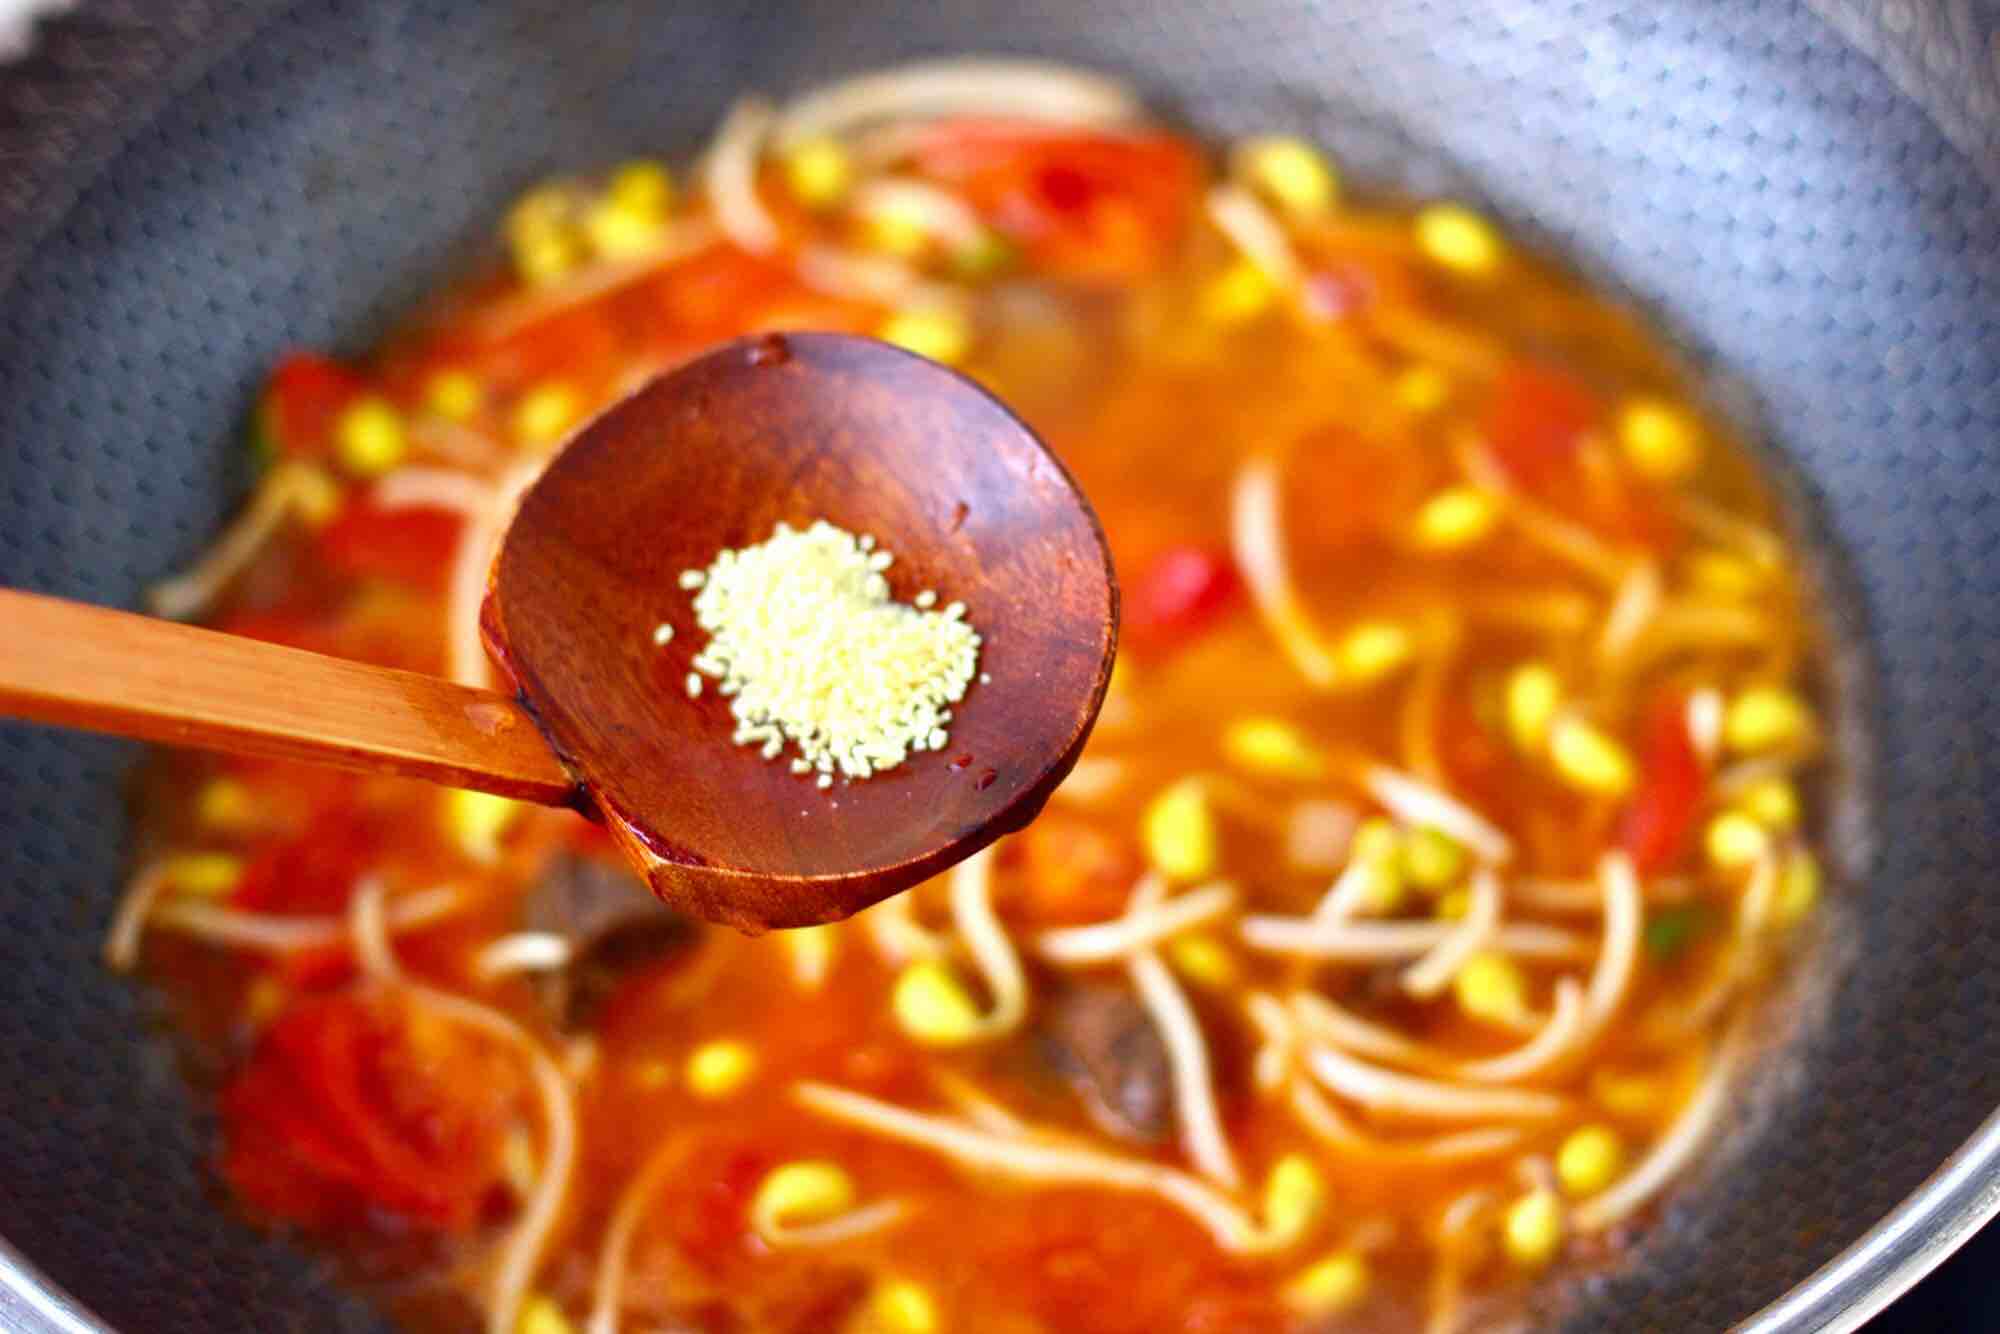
{"left": 1617, "top": 396, "right": 1702, "bottom": 480}
{"left": 1337, "top": 621, "right": 1414, "bottom": 683}
{"left": 583, "top": 199, "right": 666, "bottom": 258}
{"left": 879, "top": 308, "right": 971, "bottom": 365}
{"left": 1262, "top": 1153, "right": 1325, "bottom": 1245}
{"left": 784, "top": 923, "right": 837, "bottom": 989}
{"left": 686, "top": 1039, "right": 757, "bottom": 1098}
{"left": 1142, "top": 778, "right": 1218, "bottom": 881}
{"left": 1503, "top": 1189, "right": 1565, "bottom": 1270}
{"left": 512, "top": 381, "right": 581, "bottom": 449}
{"left": 751, "top": 1161, "right": 855, "bottom": 1239}
{"left": 516, "top": 1293, "right": 574, "bottom": 1334}
{"left": 1199, "top": 258, "right": 1277, "bottom": 325}
{"left": 444, "top": 788, "right": 524, "bottom": 865}
{"left": 1167, "top": 932, "right": 1238, "bottom": 988}
{"left": 287, "top": 463, "right": 344, "bottom": 527}
{"left": 891, "top": 958, "right": 983, "bottom": 1046}
{"left": 1283, "top": 1249, "right": 1369, "bottom": 1315}
{"left": 1238, "top": 136, "right": 1339, "bottom": 216}
{"left": 425, "top": 369, "right": 485, "bottom": 422}
{"left": 1548, "top": 716, "right": 1637, "bottom": 796}
{"left": 1402, "top": 826, "right": 1466, "bottom": 891}
{"left": 1591, "top": 1067, "right": 1666, "bottom": 1116}
{"left": 864, "top": 196, "right": 934, "bottom": 259}
{"left": 1223, "top": 716, "right": 1327, "bottom": 781}
{"left": 1505, "top": 663, "right": 1563, "bottom": 751}
{"left": 1411, "top": 486, "right": 1499, "bottom": 550}
{"left": 782, "top": 137, "right": 853, "bottom": 209}
{"left": 606, "top": 159, "right": 674, "bottom": 219}
{"left": 1455, "top": 952, "right": 1528, "bottom": 1026}
{"left": 195, "top": 778, "right": 256, "bottom": 832}
{"left": 1704, "top": 810, "right": 1769, "bottom": 870}
{"left": 165, "top": 852, "right": 244, "bottom": 897}
{"left": 1556, "top": 1124, "right": 1625, "bottom": 1197}
{"left": 867, "top": 1279, "right": 939, "bottom": 1334}
{"left": 334, "top": 397, "right": 408, "bottom": 478}
{"left": 507, "top": 185, "right": 584, "bottom": 285}
{"left": 1736, "top": 777, "right": 1801, "bottom": 831}
{"left": 1776, "top": 850, "right": 1821, "bottom": 926}
{"left": 1685, "top": 549, "right": 1765, "bottom": 598}
{"left": 1348, "top": 816, "right": 1406, "bottom": 914}
{"left": 1394, "top": 364, "right": 1452, "bottom": 413}
{"left": 952, "top": 229, "right": 1017, "bottom": 281}
{"left": 1724, "top": 687, "right": 1812, "bottom": 754}
{"left": 1435, "top": 886, "right": 1471, "bottom": 920}
{"left": 1415, "top": 204, "right": 1503, "bottom": 275}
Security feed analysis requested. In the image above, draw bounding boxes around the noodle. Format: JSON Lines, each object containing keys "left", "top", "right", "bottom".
{"left": 1403, "top": 869, "right": 1501, "bottom": 997}
{"left": 1230, "top": 455, "right": 1341, "bottom": 687}
{"left": 862, "top": 891, "right": 951, "bottom": 964}
{"left": 948, "top": 847, "right": 1026, "bottom": 1038}
{"left": 1131, "top": 945, "right": 1238, "bottom": 1187}
{"left": 1049, "top": 756, "right": 1127, "bottom": 806}
{"left": 1572, "top": 1025, "right": 1743, "bottom": 1232}
{"left": 588, "top": 1133, "right": 703, "bottom": 1334}
{"left": 1289, "top": 1082, "right": 1526, "bottom": 1164}
{"left": 772, "top": 59, "right": 1140, "bottom": 148}
{"left": 850, "top": 178, "right": 988, "bottom": 250}
{"left": 1596, "top": 561, "right": 1663, "bottom": 665}
{"left": 1303, "top": 1045, "right": 1569, "bottom": 1122}
{"left": 475, "top": 932, "right": 575, "bottom": 980}
{"left": 146, "top": 885, "right": 464, "bottom": 953}
{"left": 370, "top": 466, "right": 496, "bottom": 519}
{"left": 103, "top": 861, "right": 174, "bottom": 973}
{"left": 146, "top": 463, "right": 325, "bottom": 621}
{"left": 796, "top": 244, "right": 964, "bottom": 310}
{"left": 1035, "top": 879, "right": 1236, "bottom": 963}
{"left": 704, "top": 97, "right": 781, "bottom": 254}
{"left": 348, "top": 877, "right": 399, "bottom": 983}
{"left": 1241, "top": 916, "right": 1592, "bottom": 963}
{"left": 1364, "top": 766, "right": 1514, "bottom": 863}
{"left": 1206, "top": 184, "right": 1301, "bottom": 287}
{"left": 752, "top": 1197, "right": 908, "bottom": 1249}
{"left": 470, "top": 221, "right": 718, "bottom": 342}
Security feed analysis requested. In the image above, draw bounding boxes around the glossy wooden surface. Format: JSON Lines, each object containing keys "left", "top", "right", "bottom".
{"left": 486, "top": 333, "right": 1119, "bottom": 931}
{"left": 0, "top": 587, "right": 577, "bottom": 804}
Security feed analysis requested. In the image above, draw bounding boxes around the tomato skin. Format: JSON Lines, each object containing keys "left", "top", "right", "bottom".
{"left": 912, "top": 122, "right": 1199, "bottom": 281}
{"left": 1013, "top": 813, "right": 1142, "bottom": 925}
{"left": 1124, "top": 545, "right": 1241, "bottom": 652}
{"left": 1481, "top": 361, "right": 1600, "bottom": 488}
{"left": 314, "top": 494, "right": 462, "bottom": 594}
{"left": 1620, "top": 691, "right": 1705, "bottom": 875}
{"left": 220, "top": 994, "right": 514, "bottom": 1232}
{"left": 262, "top": 353, "right": 365, "bottom": 460}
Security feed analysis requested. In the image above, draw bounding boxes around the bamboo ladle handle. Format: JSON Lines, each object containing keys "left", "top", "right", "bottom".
{"left": 0, "top": 587, "right": 576, "bottom": 804}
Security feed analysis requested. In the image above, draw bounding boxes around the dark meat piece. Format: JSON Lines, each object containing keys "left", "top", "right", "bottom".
{"left": 521, "top": 852, "right": 694, "bottom": 1029}
{"left": 1035, "top": 978, "right": 1173, "bottom": 1144}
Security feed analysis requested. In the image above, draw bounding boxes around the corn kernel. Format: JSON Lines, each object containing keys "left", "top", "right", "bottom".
{"left": 751, "top": 1161, "right": 856, "bottom": 1240}
{"left": 782, "top": 137, "right": 853, "bottom": 209}
{"left": 1776, "top": 850, "right": 1821, "bottom": 926}
{"left": 1168, "top": 932, "right": 1238, "bottom": 988}
{"left": 784, "top": 923, "right": 837, "bottom": 989}
{"left": 288, "top": 463, "right": 344, "bottom": 527}
{"left": 195, "top": 778, "right": 257, "bottom": 832}
{"left": 1223, "top": 716, "right": 1327, "bottom": 781}
{"left": 864, "top": 196, "right": 934, "bottom": 259}
{"left": 1705, "top": 811, "right": 1769, "bottom": 870}
{"left": 1411, "top": 486, "right": 1499, "bottom": 550}
{"left": 507, "top": 186, "right": 583, "bottom": 285}
{"left": 1724, "top": 687, "right": 1813, "bottom": 754}
{"left": 892, "top": 958, "right": 983, "bottom": 1046}
{"left": 1200, "top": 258, "right": 1277, "bottom": 325}
{"left": 1502, "top": 1189, "right": 1565, "bottom": 1270}
{"left": 1455, "top": 952, "right": 1528, "bottom": 1026}
{"left": 1337, "top": 621, "right": 1414, "bottom": 684}
{"left": 165, "top": 852, "right": 243, "bottom": 897}
{"left": 1415, "top": 204, "right": 1503, "bottom": 275}
{"left": 1402, "top": 826, "right": 1466, "bottom": 890}
{"left": 1436, "top": 886, "right": 1471, "bottom": 920}
{"left": 879, "top": 308, "right": 971, "bottom": 365}
{"left": 1351, "top": 817, "right": 1406, "bottom": 914}
{"left": 334, "top": 397, "right": 407, "bottom": 478}
{"left": 1238, "top": 136, "right": 1339, "bottom": 216}
{"left": 513, "top": 230, "right": 584, "bottom": 285}
{"left": 686, "top": 1039, "right": 757, "bottom": 1098}
{"left": 952, "top": 229, "right": 1016, "bottom": 281}
{"left": 425, "top": 370, "right": 484, "bottom": 422}
{"left": 516, "top": 1293, "right": 574, "bottom": 1334}
{"left": 1685, "top": 550, "right": 1765, "bottom": 598}
{"left": 1556, "top": 1124, "right": 1625, "bottom": 1197}
{"left": 583, "top": 199, "right": 666, "bottom": 258}
{"left": 1617, "top": 397, "right": 1702, "bottom": 480}
{"left": 1143, "top": 778, "right": 1218, "bottom": 881}
{"left": 1283, "top": 1249, "right": 1369, "bottom": 1315}
{"left": 444, "top": 788, "right": 524, "bottom": 864}
{"left": 1737, "top": 777, "right": 1801, "bottom": 831}
{"left": 1504, "top": 663, "right": 1563, "bottom": 751}
{"left": 1548, "top": 716, "right": 1637, "bottom": 796}
{"left": 607, "top": 159, "right": 674, "bottom": 219}
{"left": 1591, "top": 1068, "right": 1665, "bottom": 1116}
{"left": 867, "top": 1279, "right": 939, "bottom": 1334}
{"left": 1262, "top": 1153, "right": 1325, "bottom": 1244}
{"left": 512, "top": 381, "right": 581, "bottom": 449}
{"left": 1394, "top": 365, "right": 1452, "bottom": 413}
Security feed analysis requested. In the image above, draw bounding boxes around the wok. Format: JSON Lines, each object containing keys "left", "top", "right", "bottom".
{"left": 0, "top": 1, "right": 1996, "bottom": 1330}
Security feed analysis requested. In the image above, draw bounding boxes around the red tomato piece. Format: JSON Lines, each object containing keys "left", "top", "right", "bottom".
{"left": 314, "top": 494, "right": 463, "bottom": 594}
{"left": 677, "top": 1146, "right": 770, "bottom": 1275}
{"left": 1620, "top": 691, "right": 1706, "bottom": 875}
{"left": 912, "top": 121, "right": 1199, "bottom": 282}
{"left": 1481, "top": 361, "right": 1601, "bottom": 488}
{"left": 1012, "top": 813, "right": 1143, "bottom": 925}
{"left": 220, "top": 994, "right": 515, "bottom": 1232}
{"left": 261, "top": 353, "right": 365, "bottom": 460}
{"left": 1124, "top": 545, "right": 1241, "bottom": 652}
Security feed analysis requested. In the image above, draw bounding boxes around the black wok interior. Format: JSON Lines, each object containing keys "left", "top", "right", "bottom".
{"left": 0, "top": 1, "right": 1995, "bottom": 1330}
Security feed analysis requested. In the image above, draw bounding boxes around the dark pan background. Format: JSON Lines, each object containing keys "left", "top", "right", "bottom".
{"left": 0, "top": 2, "right": 1996, "bottom": 1331}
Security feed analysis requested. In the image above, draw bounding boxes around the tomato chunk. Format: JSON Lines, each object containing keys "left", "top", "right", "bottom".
{"left": 260, "top": 353, "right": 365, "bottom": 461}
{"left": 220, "top": 994, "right": 517, "bottom": 1232}
{"left": 1620, "top": 691, "right": 1706, "bottom": 875}
{"left": 912, "top": 122, "right": 1199, "bottom": 282}
{"left": 1481, "top": 361, "right": 1600, "bottom": 488}
{"left": 1125, "top": 546, "right": 1241, "bottom": 653}
{"left": 315, "top": 493, "right": 463, "bottom": 594}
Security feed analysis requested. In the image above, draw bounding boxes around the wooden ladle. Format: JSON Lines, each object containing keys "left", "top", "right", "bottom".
{"left": 0, "top": 334, "right": 1119, "bottom": 931}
